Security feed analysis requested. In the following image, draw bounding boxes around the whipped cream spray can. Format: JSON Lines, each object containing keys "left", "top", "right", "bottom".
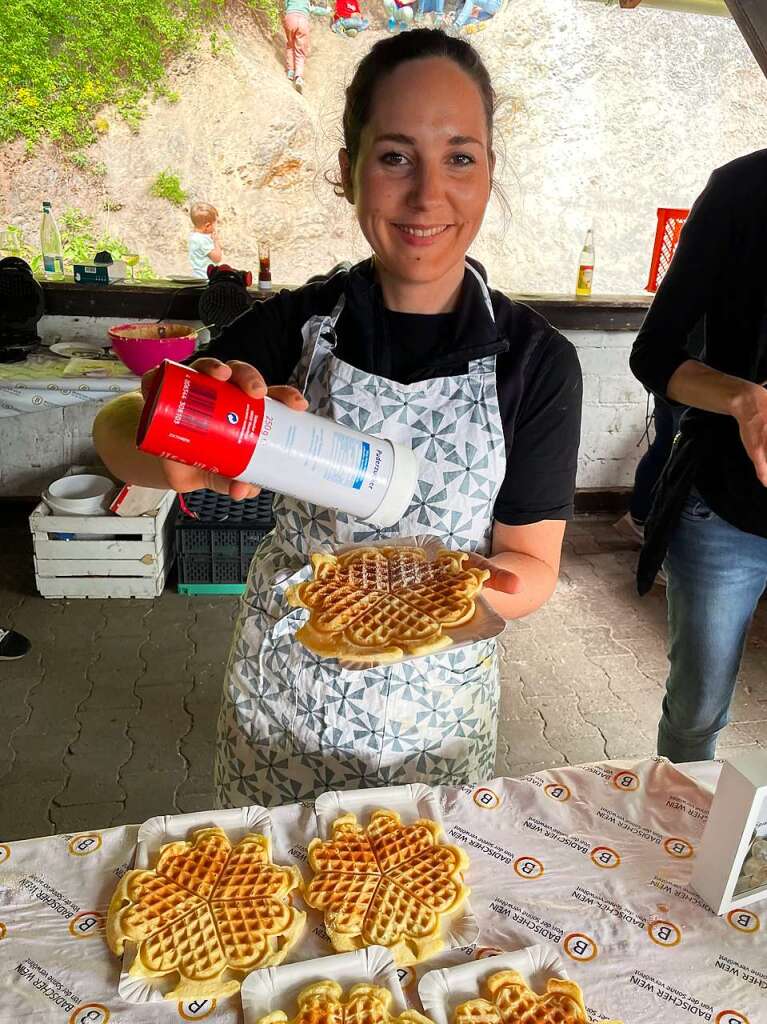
{"left": 137, "top": 361, "right": 418, "bottom": 528}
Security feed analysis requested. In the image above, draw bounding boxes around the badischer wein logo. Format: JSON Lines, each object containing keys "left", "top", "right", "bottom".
{"left": 178, "top": 999, "right": 217, "bottom": 1020}
{"left": 647, "top": 919, "right": 682, "bottom": 947}
{"left": 68, "top": 911, "right": 105, "bottom": 939}
{"left": 544, "top": 783, "right": 572, "bottom": 802}
{"left": 563, "top": 932, "right": 599, "bottom": 962}
{"left": 514, "top": 856, "right": 544, "bottom": 880}
{"left": 472, "top": 787, "right": 501, "bottom": 810}
{"left": 726, "top": 908, "right": 760, "bottom": 934}
{"left": 611, "top": 770, "right": 640, "bottom": 793}
{"left": 69, "top": 1005, "right": 109, "bottom": 1024}
{"left": 67, "top": 834, "right": 102, "bottom": 857}
{"left": 590, "top": 846, "right": 621, "bottom": 869}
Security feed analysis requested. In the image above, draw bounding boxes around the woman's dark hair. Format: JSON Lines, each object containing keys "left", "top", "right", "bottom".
{"left": 342, "top": 28, "right": 497, "bottom": 171}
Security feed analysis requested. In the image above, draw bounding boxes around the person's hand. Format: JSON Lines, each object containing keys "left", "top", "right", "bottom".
{"left": 140, "top": 358, "right": 308, "bottom": 499}
{"left": 465, "top": 552, "right": 522, "bottom": 595}
{"left": 732, "top": 381, "right": 767, "bottom": 487}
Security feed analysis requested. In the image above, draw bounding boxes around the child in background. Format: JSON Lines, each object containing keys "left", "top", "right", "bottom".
{"left": 284, "top": 0, "right": 330, "bottom": 94}
{"left": 384, "top": 0, "right": 416, "bottom": 31}
{"left": 188, "top": 202, "right": 223, "bottom": 280}
{"left": 331, "top": 0, "right": 369, "bottom": 36}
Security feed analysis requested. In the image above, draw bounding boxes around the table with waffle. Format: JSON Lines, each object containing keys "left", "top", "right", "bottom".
{"left": 1, "top": 756, "right": 764, "bottom": 1024}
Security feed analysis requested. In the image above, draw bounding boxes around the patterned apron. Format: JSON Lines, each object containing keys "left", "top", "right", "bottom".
{"left": 215, "top": 265, "right": 507, "bottom": 807}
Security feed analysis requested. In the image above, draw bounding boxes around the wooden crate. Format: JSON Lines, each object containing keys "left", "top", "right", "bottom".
{"left": 30, "top": 477, "right": 177, "bottom": 599}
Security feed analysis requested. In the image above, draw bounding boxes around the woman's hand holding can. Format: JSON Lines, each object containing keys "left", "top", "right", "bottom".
{"left": 140, "top": 357, "right": 309, "bottom": 500}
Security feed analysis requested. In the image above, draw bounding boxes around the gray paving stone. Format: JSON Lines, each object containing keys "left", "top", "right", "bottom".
{"left": 50, "top": 801, "right": 124, "bottom": 835}
{"left": 56, "top": 771, "right": 125, "bottom": 807}
{"left": 117, "top": 770, "right": 184, "bottom": 825}
{"left": 0, "top": 781, "right": 60, "bottom": 840}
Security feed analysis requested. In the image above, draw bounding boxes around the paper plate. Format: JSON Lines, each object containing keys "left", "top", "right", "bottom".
{"left": 418, "top": 945, "right": 569, "bottom": 1024}
{"left": 116, "top": 804, "right": 274, "bottom": 1004}
{"left": 242, "top": 947, "right": 407, "bottom": 1023}
{"left": 312, "top": 784, "right": 480, "bottom": 957}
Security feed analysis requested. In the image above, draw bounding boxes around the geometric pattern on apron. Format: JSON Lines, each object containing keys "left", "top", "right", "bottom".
{"left": 215, "top": 266, "right": 507, "bottom": 807}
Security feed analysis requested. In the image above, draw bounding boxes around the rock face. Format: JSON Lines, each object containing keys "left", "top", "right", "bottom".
{"left": 1, "top": 1, "right": 765, "bottom": 294}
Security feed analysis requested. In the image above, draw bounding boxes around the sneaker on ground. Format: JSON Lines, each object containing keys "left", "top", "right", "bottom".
{"left": 0, "top": 628, "right": 31, "bottom": 660}
{"left": 294, "top": 76, "right": 304, "bottom": 93}
{"left": 614, "top": 511, "right": 644, "bottom": 545}
{"left": 286, "top": 69, "right": 295, "bottom": 81}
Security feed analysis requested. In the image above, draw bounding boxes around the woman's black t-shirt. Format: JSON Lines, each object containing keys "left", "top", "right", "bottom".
{"left": 206, "top": 259, "right": 583, "bottom": 526}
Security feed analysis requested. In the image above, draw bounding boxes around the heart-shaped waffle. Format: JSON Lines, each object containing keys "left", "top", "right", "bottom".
{"left": 107, "top": 827, "right": 305, "bottom": 1000}
{"left": 303, "top": 809, "right": 469, "bottom": 965}
{"left": 287, "top": 546, "right": 489, "bottom": 663}
{"left": 255, "top": 979, "right": 434, "bottom": 1024}
{"left": 453, "top": 970, "right": 623, "bottom": 1024}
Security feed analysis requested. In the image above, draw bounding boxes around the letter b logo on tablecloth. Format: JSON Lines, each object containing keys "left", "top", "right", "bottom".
{"left": 727, "top": 909, "right": 760, "bottom": 934}
{"left": 611, "top": 771, "right": 640, "bottom": 792}
{"left": 473, "top": 787, "right": 501, "bottom": 810}
{"left": 648, "top": 920, "right": 682, "bottom": 947}
{"left": 544, "top": 783, "right": 571, "bottom": 802}
{"left": 69, "top": 1006, "right": 109, "bottom": 1024}
{"left": 563, "top": 932, "right": 598, "bottom": 962}
{"left": 68, "top": 912, "right": 104, "bottom": 938}
{"left": 514, "top": 856, "right": 544, "bottom": 879}
{"left": 590, "top": 846, "right": 621, "bottom": 869}
{"left": 67, "top": 834, "right": 102, "bottom": 857}
{"left": 178, "top": 1000, "right": 217, "bottom": 1020}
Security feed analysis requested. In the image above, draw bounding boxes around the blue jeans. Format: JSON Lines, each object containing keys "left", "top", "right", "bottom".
{"left": 333, "top": 15, "right": 368, "bottom": 29}
{"left": 454, "top": 0, "right": 500, "bottom": 26}
{"left": 660, "top": 490, "right": 767, "bottom": 761}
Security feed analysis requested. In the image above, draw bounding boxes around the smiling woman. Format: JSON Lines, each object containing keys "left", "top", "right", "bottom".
{"left": 94, "top": 29, "right": 583, "bottom": 807}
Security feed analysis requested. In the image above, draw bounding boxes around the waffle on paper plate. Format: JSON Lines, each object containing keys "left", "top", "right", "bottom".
{"left": 286, "top": 546, "right": 490, "bottom": 663}
{"left": 453, "top": 970, "right": 623, "bottom": 1024}
{"left": 106, "top": 827, "right": 305, "bottom": 1000}
{"left": 256, "top": 980, "right": 434, "bottom": 1024}
{"left": 303, "top": 809, "right": 470, "bottom": 966}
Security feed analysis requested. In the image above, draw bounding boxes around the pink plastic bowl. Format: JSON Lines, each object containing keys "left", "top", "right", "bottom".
{"left": 108, "top": 322, "right": 197, "bottom": 376}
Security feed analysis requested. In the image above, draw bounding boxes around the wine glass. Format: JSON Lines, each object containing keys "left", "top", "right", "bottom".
{"left": 0, "top": 227, "right": 24, "bottom": 258}
{"left": 124, "top": 253, "right": 139, "bottom": 281}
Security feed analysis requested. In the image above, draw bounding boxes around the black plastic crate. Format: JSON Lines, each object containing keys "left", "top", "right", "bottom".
{"left": 175, "top": 489, "right": 274, "bottom": 588}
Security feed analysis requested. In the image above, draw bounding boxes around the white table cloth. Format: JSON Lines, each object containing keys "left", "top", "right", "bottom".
{"left": 0, "top": 758, "right": 762, "bottom": 1024}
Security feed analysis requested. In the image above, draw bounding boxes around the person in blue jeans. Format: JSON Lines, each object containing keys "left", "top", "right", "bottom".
{"left": 454, "top": 0, "right": 501, "bottom": 30}
{"left": 631, "top": 149, "right": 767, "bottom": 762}
{"left": 416, "top": 0, "right": 444, "bottom": 25}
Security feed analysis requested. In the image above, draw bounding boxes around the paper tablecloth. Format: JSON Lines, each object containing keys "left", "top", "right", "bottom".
{"left": 1, "top": 757, "right": 764, "bottom": 1024}
{"left": 0, "top": 356, "right": 138, "bottom": 418}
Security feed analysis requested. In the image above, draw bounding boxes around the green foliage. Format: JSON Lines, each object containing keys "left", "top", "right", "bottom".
{"left": 5, "top": 208, "right": 154, "bottom": 279}
{"left": 0, "top": 1, "right": 284, "bottom": 146}
{"left": 243, "top": 0, "right": 281, "bottom": 30}
{"left": 0, "top": 1, "right": 226, "bottom": 146}
{"left": 150, "top": 170, "right": 188, "bottom": 206}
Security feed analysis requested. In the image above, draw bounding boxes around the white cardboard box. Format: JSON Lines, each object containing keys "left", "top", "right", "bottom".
{"left": 30, "top": 468, "right": 176, "bottom": 599}
{"left": 691, "top": 750, "right": 767, "bottom": 915}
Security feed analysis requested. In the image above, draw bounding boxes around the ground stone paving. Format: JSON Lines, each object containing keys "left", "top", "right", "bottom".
{"left": 2, "top": 513, "right": 767, "bottom": 841}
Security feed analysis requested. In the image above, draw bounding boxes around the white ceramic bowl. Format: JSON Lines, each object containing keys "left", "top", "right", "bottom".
{"left": 43, "top": 474, "right": 116, "bottom": 516}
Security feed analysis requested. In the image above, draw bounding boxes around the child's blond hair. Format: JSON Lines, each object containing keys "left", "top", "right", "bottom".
{"left": 190, "top": 202, "right": 218, "bottom": 228}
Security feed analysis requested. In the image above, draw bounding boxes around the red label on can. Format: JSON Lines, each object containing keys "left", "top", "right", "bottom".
{"left": 136, "top": 361, "right": 265, "bottom": 480}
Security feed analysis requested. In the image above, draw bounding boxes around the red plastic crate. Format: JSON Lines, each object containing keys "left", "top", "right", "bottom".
{"left": 646, "top": 207, "right": 689, "bottom": 292}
